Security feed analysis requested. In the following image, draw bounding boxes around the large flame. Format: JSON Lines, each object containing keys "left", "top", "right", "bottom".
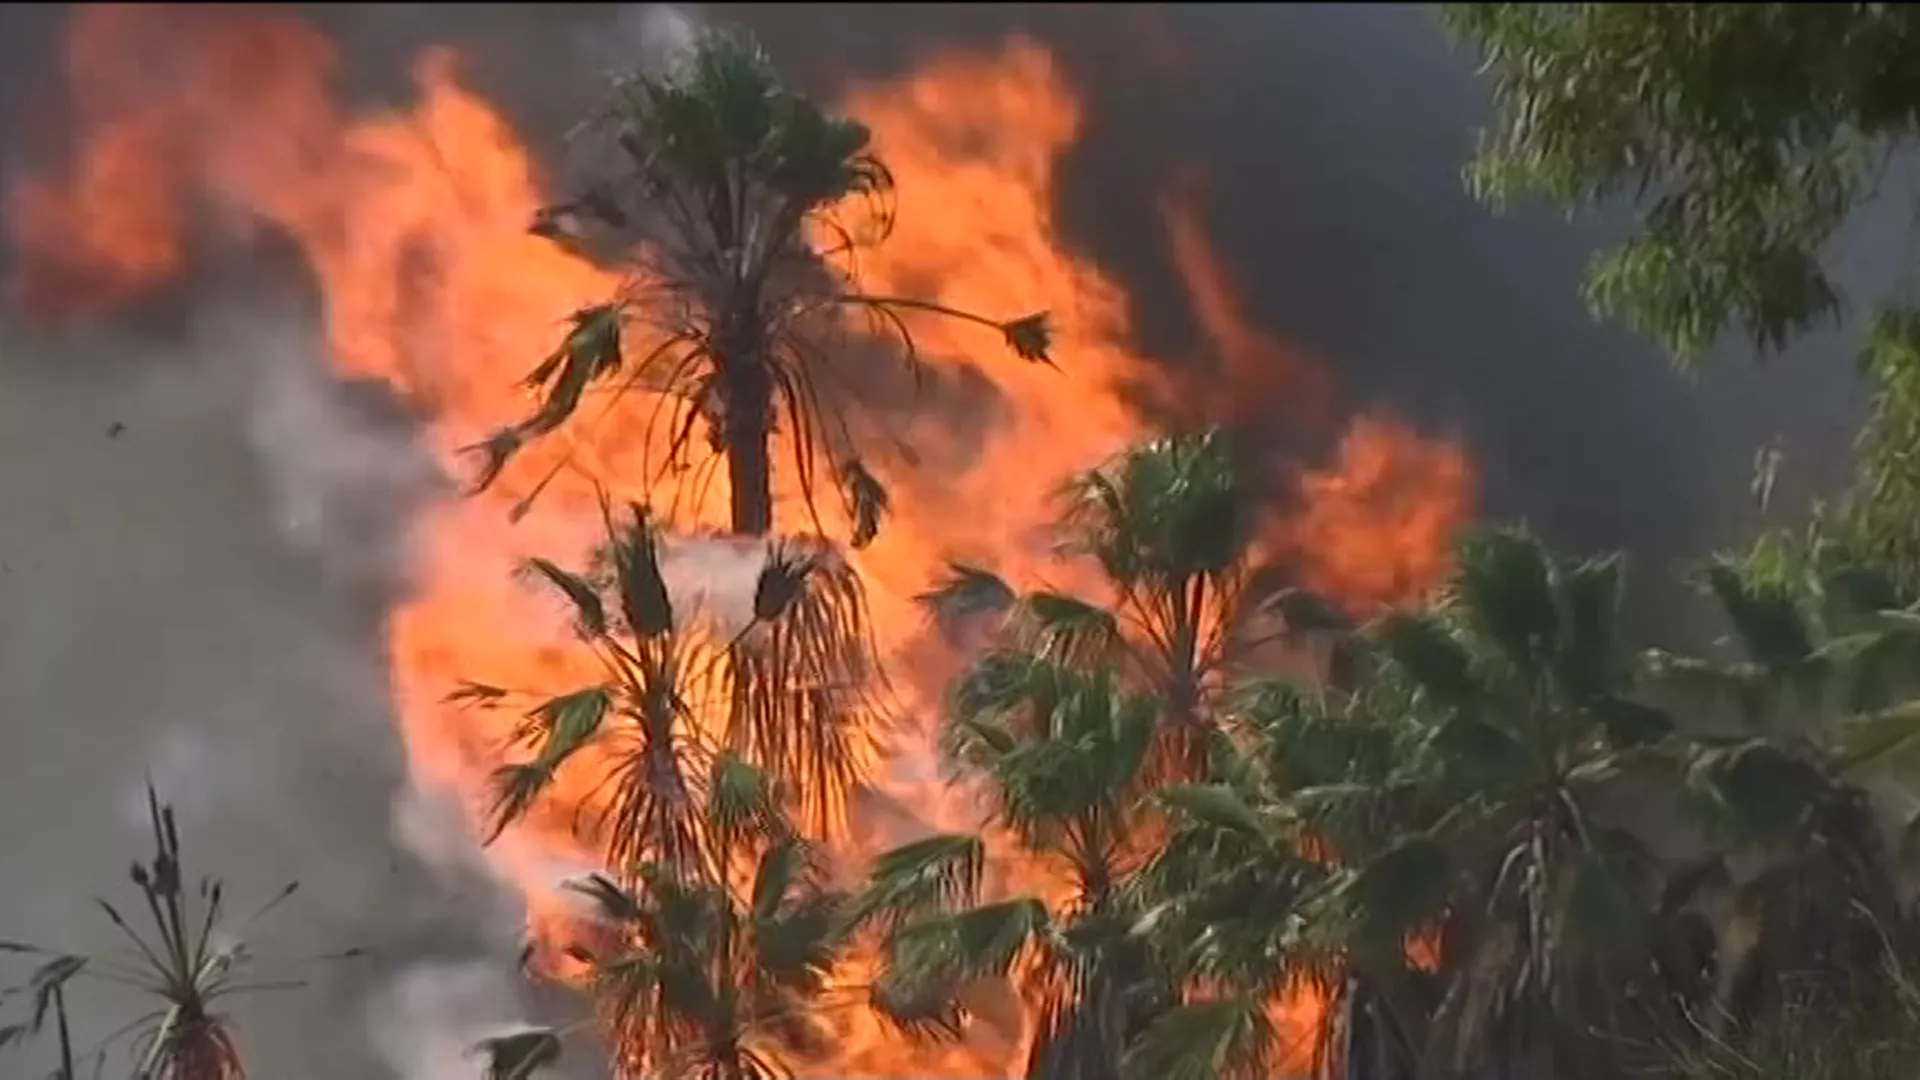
{"left": 7, "top": 5, "right": 1475, "bottom": 1075}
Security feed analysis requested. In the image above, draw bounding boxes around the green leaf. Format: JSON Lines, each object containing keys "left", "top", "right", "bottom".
{"left": 1702, "top": 559, "right": 1814, "bottom": 668}
{"left": 1343, "top": 834, "right": 1453, "bottom": 936}
{"left": 1457, "top": 527, "right": 1560, "bottom": 669}
{"left": 1018, "top": 591, "right": 1121, "bottom": 663}
{"left": 855, "top": 833, "right": 985, "bottom": 930}
{"left": 1157, "top": 784, "right": 1270, "bottom": 838}
{"left": 886, "top": 898, "right": 1049, "bottom": 988}
{"left": 1426, "top": 715, "right": 1530, "bottom": 791}
{"left": 1835, "top": 699, "right": 1920, "bottom": 774}
{"left": 521, "top": 557, "right": 607, "bottom": 637}
{"left": 708, "top": 751, "right": 775, "bottom": 834}
{"left": 915, "top": 563, "right": 1017, "bottom": 623}
{"left": 1376, "top": 612, "right": 1478, "bottom": 710}
{"left": 1121, "top": 998, "right": 1278, "bottom": 1080}
{"left": 608, "top": 505, "right": 674, "bottom": 637}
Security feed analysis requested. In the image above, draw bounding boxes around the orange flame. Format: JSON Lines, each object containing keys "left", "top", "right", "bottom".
{"left": 7, "top": 5, "right": 1474, "bottom": 1075}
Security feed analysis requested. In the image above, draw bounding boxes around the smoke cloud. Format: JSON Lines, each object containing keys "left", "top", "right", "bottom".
{"left": 0, "top": 3, "right": 1889, "bottom": 1078}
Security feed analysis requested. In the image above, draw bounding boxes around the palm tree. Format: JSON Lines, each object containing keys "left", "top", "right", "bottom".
{"left": 470, "top": 500, "right": 882, "bottom": 873}
{"left": 856, "top": 657, "right": 1172, "bottom": 1080}
{"left": 1131, "top": 665, "right": 1452, "bottom": 1080}
{"left": 548, "top": 752, "right": 859, "bottom": 1080}
{"left": 1639, "top": 526, "right": 1920, "bottom": 1033}
{"left": 918, "top": 429, "right": 1301, "bottom": 784}
{"left": 1141, "top": 528, "right": 1690, "bottom": 1080}
{"left": 0, "top": 786, "right": 322, "bottom": 1080}
{"left": 469, "top": 29, "right": 1053, "bottom": 539}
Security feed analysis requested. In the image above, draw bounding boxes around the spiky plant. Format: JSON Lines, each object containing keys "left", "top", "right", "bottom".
{"left": 471, "top": 28, "right": 1053, "bottom": 539}
{"left": 917, "top": 429, "right": 1304, "bottom": 785}
{"left": 858, "top": 658, "right": 1173, "bottom": 1080}
{"left": 0, "top": 786, "right": 311, "bottom": 1080}
{"left": 471, "top": 501, "right": 881, "bottom": 879}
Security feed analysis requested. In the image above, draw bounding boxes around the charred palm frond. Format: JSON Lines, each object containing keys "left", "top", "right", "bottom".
{"left": 1, "top": 786, "right": 334, "bottom": 1080}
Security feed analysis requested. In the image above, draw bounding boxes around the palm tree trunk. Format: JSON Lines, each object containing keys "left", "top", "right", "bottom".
{"left": 720, "top": 336, "right": 775, "bottom": 538}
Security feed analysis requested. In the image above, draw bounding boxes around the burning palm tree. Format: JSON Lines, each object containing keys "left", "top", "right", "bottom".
{"left": 472, "top": 500, "right": 882, "bottom": 875}
{"left": 470, "top": 28, "right": 1053, "bottom": 540}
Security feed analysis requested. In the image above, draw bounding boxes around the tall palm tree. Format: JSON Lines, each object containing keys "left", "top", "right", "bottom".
{"left": 470, "top": 29, "right": 1053, "bottom": 539}
{"left": 0, "top": 786, "right": 321, "bottom": 1080}
{"left": 471, "top": 501, "right": 881, "bottom": 872}
{"left": 918, "top": 429, "right": 1298, "bottom": 783}
{"left": 856, "top": 657, "right": 1172, "bottom": 1080}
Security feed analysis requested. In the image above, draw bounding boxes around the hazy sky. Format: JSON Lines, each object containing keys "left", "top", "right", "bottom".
{"left": 0, "top": 5, "right": 1875, "bottom": 1078}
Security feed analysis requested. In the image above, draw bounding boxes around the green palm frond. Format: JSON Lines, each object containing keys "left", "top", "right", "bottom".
{"left": 915, "top": 563, "right": 1018, "bottom": 624}
{"left": 1121, "top": 998, "right": 1280, "bottom": 1080}
{"left": 1834, "top": 698, "right": 1920, "bottom": 774}
{"left": 1373, "top": 612, "right": 1479, "bottom": 712}
{"left": 1013, "top": 591, "right": 1123, "bottom": 667}
{"left": 882, "top": 899, "right": 1052, "bottom": 992}
{"left": 1156, "top": 784, "right": 1272, "bottom": 840}
{"left": 606, "top": 504, "right": 675, "bottom": 638}
{"left": 1059, "top": 430, "right": 1249, "bottom": 589}
{"left": 1455, "top": 527, "right": 1561, "bottom": 669}
{"left": 522, "top": 557, "right": 609, "bottom": 638}
{"left": 854, "top": 833, "right": 987, "bottom": 931}
{"left": 1701, "top": 557, "right": 1816, "bottom": 669}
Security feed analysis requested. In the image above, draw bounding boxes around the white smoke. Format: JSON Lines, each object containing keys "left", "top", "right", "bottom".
{"left": 368, "top": 963, "right": 542, "bottom": 1080}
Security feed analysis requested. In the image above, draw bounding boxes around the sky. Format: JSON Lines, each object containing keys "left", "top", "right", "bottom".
{"left": 0, "top": 4, "right": 1877, "bottom": 1077}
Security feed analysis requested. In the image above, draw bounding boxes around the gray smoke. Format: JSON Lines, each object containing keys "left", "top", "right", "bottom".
{"left": 0, "top": 4, "right": 1895, "bottom": 1078}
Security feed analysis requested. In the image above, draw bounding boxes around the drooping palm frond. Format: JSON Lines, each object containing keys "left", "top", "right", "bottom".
{"left": 0, "top": 786, "right": 328, "bottom": 1080}
{"left": 473, "top": 505, "right": 885, "bottom": 881}
{"left": 473, "top": 28, "right": 1052, "bottom": 540}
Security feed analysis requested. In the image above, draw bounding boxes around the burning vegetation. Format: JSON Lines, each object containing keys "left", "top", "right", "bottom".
{"left": 13, "top": 5, "right": 1920, "bottom": 1078}
{"left": 41, "top": 4, "right": 1920, "bottom": 1080}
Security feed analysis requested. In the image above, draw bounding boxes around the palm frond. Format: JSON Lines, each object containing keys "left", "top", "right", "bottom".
{"left": 883, "top": 899, "right": 1052, "bottom": 991}
{"left": 471, "top": 1026, "right": 563, "bottom": 1080}
{"left": 1121, "top": 997, "right": 1280, "bottom": 1080}
{"left": 853, "top": 833, "right": 987, "bottom": 931}
{"left": 915, "top": 563, "right": 1018, "bottom": 624}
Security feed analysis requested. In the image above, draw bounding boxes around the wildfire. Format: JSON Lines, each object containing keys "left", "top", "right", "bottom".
{"left": 6, "top": 4, "right": 1474, "bottom": 1077}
